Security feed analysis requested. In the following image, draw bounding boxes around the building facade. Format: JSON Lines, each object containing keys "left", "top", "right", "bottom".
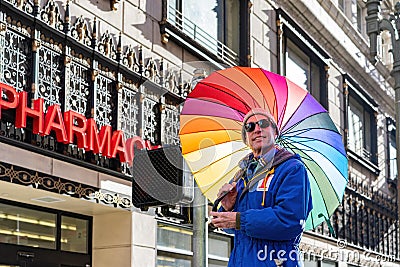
{"left": 0, "top": 0, "right": 399, "bottom": 266}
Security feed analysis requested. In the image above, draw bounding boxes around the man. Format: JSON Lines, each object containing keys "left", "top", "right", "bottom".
{"left": 210, "top": 108, "right": 313, "bottom": 267}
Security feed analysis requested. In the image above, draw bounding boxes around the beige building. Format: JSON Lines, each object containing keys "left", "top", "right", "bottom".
{"left": 0, "top": 0, "right": 399, "bottom": 266}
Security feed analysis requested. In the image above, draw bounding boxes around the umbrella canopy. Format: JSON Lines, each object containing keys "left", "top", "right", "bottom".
{"left": 179, "top": 66, "right": 348, "bottom": 230}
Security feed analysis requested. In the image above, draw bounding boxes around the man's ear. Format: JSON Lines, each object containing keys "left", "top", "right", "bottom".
{"left": 273, "top": 124, "right": 279, "bottom": 136}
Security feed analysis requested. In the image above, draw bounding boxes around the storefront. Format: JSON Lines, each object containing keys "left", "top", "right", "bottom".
{"left": 0, "top": 142, "right": 133, "bottom": 266}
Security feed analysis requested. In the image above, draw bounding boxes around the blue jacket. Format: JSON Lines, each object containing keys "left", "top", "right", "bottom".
{"left": 226, "top": 149, "right": 313, "bottom": 267}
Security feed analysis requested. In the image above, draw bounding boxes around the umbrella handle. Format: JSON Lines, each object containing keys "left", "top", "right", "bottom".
{"left": 209, "top": 191, "right": 230, "bottom": 230}
{"left": 212, "top": 189, "right": 232, "bottom": 212}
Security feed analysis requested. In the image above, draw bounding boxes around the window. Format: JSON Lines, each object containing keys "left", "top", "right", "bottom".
{"left": 165, "top": 0, "right": 241, "bottom": 65}
{"left": 356, "top": 3, "right": 362, "bottom": 32}
{"left": 303, "top": 253, "right": 318, "bottom": 267}
{"left": 157, "top": 223, "right": 192, "bottom": 252}
{"left": 0, "top": 201, "right": 91, "bottom": 254}
{"left": 285, "top": 39, "right": 322, "bottom": 102}
{"left": 379, "top": 31, "right": 394, "bottom": 67}
{"left": 61, "top": 216, "right": 89, "bottom": 253}
{"left": 338, "top": 0, "right": 345, "bottom": 12}
{"left": 0, "top": 204, "right": 57, "bottom": 249}
{"left": 156, "top": 222, "right": 232, "bottom": 267}
{"left": 321, "top": 261, "right": 337, "bottom": 267}
{"left": 278, "top": 11, "right": 329, "bottom": 108}
{"left": 157, "top": 252, "right": 192, "bottom": 267}
{"left": 157, "top": 223, "right": 193, "bottom": 266}
{"left": 345, "top": 77, "right": 378, "bottom": 165}
{"left": 208, "top": 234, "right": 231, "bottom": 266}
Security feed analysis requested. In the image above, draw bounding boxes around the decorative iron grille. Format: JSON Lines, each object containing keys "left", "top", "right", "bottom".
{"left": 143, "top": 96, "right": 160, "bottom": 145}
{"left": 0, "top": 26, "right": 32, "bottom": 92}
{"left": 37, "top": 42, "right": 63, "bottom": 108}
{"left": 65, "top": 59, "right": 90, "bottom": 115}
{"left": 119, "top": 86, "right": 140, "bottom": 139}
{"left": 162, "top": 104, "right": 180, "bottom": 145}
{"left": 94, "top": 73, "right": 114, "bottom": 128}
{"left": 315, "top": 174, "right": 399, "bottom": 259}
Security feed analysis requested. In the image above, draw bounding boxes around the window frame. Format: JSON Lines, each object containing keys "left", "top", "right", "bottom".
{"left": 161, "top": 0, "right": 249, "bottom": 66}
{"left": 343, "top": 74, "right": 379, "bottom": 175}
{"left": 277, "top": 9, "right": 330, "bottom": 109}
{"left": 356, "top": 3, "right": 363, "bottom": 33}
{"left": 338, "top": 0, "right": 345, "bottom": 12}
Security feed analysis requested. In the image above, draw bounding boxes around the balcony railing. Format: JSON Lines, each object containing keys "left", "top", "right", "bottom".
{"left": 314, "top": 173, "right": 399, "bottom": 260}
{"left": 166, "top": 6, "right": 239, "bottom": 67}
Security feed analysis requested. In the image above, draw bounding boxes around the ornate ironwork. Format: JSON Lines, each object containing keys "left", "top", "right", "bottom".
{"left": 70, "top": 16, "right": 91, "bottom": 46}
{"left": 39, "top": 0, "right": 64, "bottom": 32}
{"left": 0, "top": 161, "right": 133, "bottom": 209}
{"left": 162, "top": 104, "right": 180, "bottom": 145}
{"left": 163, "top": 68, "right": 192, "bottom": 98}
{"left": 0, "top": 121, "right": 25, "bottom": 141}
{"left": 89, "top": 190, "right": 132, "bottom": 209}
{"left": 0, "top": 25, "right": 32, "bottom": 92}
{"left": 0, "top": 162, "right": 97, "bottom": 198}
{"left": 121, "top": 45, "right": 141, "bottom": 73}
{"left": 119, "top": 85, "right": 140, "bottom": 139}
{"left": 65, "top": 58, "right": 90, "bottom": 114}
{"left": 37, "top": 40, "right": 63, "bottom": 107}
{"left": 0, "top": 0, "right": 195, "bottom": 174}
{"left": 4, "top": 0, "right": 35, "bottom": 15}
{"left": 164, "top": 68, "right": 180, "bottom": 95}
{"left": 94, "top": 72, "right": 114, "bottom": 127}
{"left": 143, "top": 95, "right": 160, "bottom": 144}
{"left": 144, "top": 58, "right": 161, "bottom": 84}
{"left": 326, "top": 174, "right": 400, "bottom": 258}
{"left": 97, "top": 31, "right": 117, "bottom": 60}
{"left": 1, "top": 0, "right": 194, "bottom": 100}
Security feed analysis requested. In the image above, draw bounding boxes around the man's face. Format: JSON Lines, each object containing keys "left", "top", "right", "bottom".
{"left": 245, "top": 114, "right": 276, "bottom": 156}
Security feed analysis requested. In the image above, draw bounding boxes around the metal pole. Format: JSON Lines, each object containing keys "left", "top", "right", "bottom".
{"left": 192, "top": 183, "right": 207, "bottom": 267}
{"left": 393, "top": 61, "right": 400, "bottom": 221}
{"left": 366, "top": 0, "right": 400, "bottom": 219}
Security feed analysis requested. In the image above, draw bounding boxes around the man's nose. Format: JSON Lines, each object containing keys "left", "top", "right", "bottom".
{"left": 253, "top": 123, "right": 262, "bottom": 132}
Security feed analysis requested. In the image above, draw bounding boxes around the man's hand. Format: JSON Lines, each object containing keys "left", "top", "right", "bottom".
{"left": 217, "top": 182, "right": 237, "bottom": 211}
{"left": 209, "top": 211, "right": 237, "bottom": 229}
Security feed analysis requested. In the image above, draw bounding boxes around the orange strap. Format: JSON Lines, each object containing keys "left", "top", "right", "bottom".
{"left": 261, "top": 167, "right": 275, "bottom": 206}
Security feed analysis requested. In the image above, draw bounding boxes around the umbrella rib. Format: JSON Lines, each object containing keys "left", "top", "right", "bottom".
{"left": 276, "top": 80, "right": 289, "bottom": 129}
{"left": 279, "top": 129, "right": 346, "bottom": 156}
{"left": 280, "top": 112, "right": 338, "bottom": 135}
{"left": 182, "top": 138, "right": 246, "bottom": 157}
{"left": 236, "top": 68, "right": 270, "bottom": 108}
{"left": 279, "top": 138, "right": 340, "bottom": 219}
{"left": 196, "top": 81, "right": 254, "bottom": 112}
{"left": 202, "top": 164, "right": 241, "bottom": 196}
{"left": 278, "top": 92, "right": 316, "bottom": 131}
{"left": 186, "top": 96, "right": 247, "bottom": 117}
{"left": 180, "top": 128, "right": 242, "bottom": 136}
{"left": 193, "top": 146, "right": 250, "bottom": 175}
{"left": 280, "top": 137, "right": 347, "bottom": 186}
{"left": 309, "top": 210, "right": 316, "bottom": 229}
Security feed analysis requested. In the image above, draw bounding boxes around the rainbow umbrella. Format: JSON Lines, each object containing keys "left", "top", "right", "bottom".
{"left": 179, "top": 66, "right": 348, "bottom": 230}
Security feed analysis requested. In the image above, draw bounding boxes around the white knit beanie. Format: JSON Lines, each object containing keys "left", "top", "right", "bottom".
{"left": 241, "top": 108, "right": 278, "bottom": 144}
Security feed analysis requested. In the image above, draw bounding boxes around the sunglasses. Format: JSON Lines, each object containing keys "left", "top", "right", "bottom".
{"left": 244, "top": 119, "right": 272, "bottom": 132}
